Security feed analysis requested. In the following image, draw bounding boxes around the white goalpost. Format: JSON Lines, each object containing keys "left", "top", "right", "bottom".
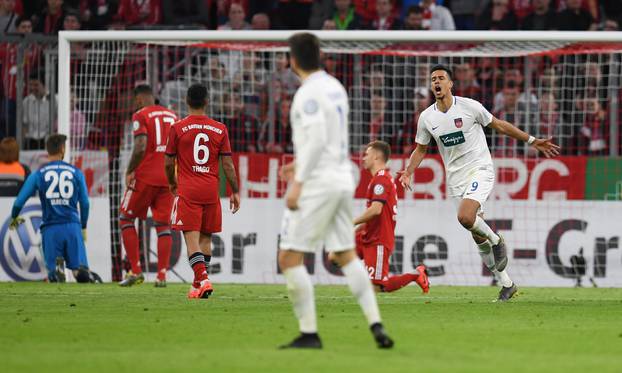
{"left": 57, "top": 30, "right": 622, "bottom": 286}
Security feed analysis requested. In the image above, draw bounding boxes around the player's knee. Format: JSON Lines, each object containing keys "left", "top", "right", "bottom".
{"left": 457, "top": 213, "right": 475, "bottom": 229}
{"left": 119, "top": 216, "right": 135, "bottom": 230}
{"left": 75, "top": 267, "right": 91, "bottom": 283}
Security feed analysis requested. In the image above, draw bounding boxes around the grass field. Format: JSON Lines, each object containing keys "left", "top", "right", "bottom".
{"left": 1, "top": 283, "right": 621, "bottom": 373}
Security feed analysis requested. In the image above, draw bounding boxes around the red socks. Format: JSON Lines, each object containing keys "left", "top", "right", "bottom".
{"left": 120, "top": 219, "right": 141, "bottom": 274}
{"left": 382, "top": 273, "right": 418, "bottom": 292}
{"left": 155, "top": 225, "right": 172, "bottom": 281}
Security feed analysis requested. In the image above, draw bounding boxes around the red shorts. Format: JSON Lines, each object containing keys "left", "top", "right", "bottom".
{"left": 120, "top": 180, "right": 174, "bottom": 223}
{"left": 170, "top": 196, "right": 222, "bottom": 234}
{"left": 356, "top": 239, "right": 392, "bottom": 285}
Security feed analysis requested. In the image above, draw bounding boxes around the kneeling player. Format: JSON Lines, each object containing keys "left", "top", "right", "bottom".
{"left": 10, "top": 134, "right": 97, "bottom": 283}
{"left": 354, "top": 141, "right": 429, "bottom": 293}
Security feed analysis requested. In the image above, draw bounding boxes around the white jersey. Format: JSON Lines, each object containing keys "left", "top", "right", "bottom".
{"left": 415, "top": 95, "right": 494, "bottom": 196}
{"left": 291, "top": 70, "right": 354, "bottom": 191}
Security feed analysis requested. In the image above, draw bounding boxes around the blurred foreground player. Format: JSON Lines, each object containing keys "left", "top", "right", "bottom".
{"left": 353, "top": 141, "right": 429, "bottom": 294}
{"left": 278, "top": 33, "right": 393, "bottom": 349}
{"left": 10, "top": 134, "right": 100, "bottom": 283}
{"left": 164, "top": 83, "right": 240, "bottom": 299}
{"left": 119, "top": 85, "right": 177, "bottom": 287}
{"left": 399, "top": 65, "right": 560, "bottom": 301}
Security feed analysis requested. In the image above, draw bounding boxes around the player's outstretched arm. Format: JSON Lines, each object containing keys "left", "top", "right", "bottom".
{"left": 489, "top": 117, "right": 560, "bottom": 158}
{"left": 353, "top": 201, "right": 383, "bottom": 226}
{"left": 10, "top": 172, "right": 38, "bottom": 229}
{"left": 399, "top": 143, "right": 428, "bottom": 191}
{"left": 125, "top": 134, "right": 147, "bottom": 188}
{"left": 221, "top": 155, "right": 240, "bottom": 214}
{"left": 164, "top": 154, "right": 177, "bottom": 195}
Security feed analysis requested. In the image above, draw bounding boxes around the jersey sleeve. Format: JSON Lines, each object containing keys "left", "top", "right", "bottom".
{"left": 132, "top": 112, "right": 148, "bottom": 137}
{"left": 415, "top": 112, "right": 431, "bottom": 145}
{"left": 11, "top": 172, "right": 38, "bottom": 219}
{"left": 370, "top": 177, "right": 390, "bottom": 203}
{"left": 165, "top": 125, "right": 178, "bottom": 156}
{"left": 471, "top": 99, "right": 493, "bottom": 127}
{"left": 293, "top": 95, "right": 327, "bottom": 183}
{"left": 76, "top": 169, "right": 90, "bottom": 229}
{"left": 220, "top": 128, "right": 232, "bottom": 156}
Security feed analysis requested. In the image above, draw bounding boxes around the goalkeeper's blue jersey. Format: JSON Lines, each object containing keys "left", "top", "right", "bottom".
{"left": 11, "top": 160, "right": 90, "bottom": 229}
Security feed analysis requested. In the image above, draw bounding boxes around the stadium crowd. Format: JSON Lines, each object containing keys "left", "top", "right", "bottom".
{"left": 0, "top": 0, "right": 621, "bottom": 157}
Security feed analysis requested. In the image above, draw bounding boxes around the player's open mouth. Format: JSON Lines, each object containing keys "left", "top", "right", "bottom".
{"left": 434, "top": 86, "right": 441, "bottom": 94}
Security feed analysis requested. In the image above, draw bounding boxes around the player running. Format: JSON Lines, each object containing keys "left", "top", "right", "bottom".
{"left": 164, "top": 83, "right": 240, "bottom": 299}
{"left": 353, "top": 140, "right": 429, "bottom": 294}
{"left": 399, "top": 65, "right": 560, "bottom": 302}
{"left": 119, "top": 85, "right": 177, "bottom": 287}
{"left": 10, "top": 134, "right": 95, "bottom": 283}
{"left": 278, "top": 33, "right": 393, "bottom": 350}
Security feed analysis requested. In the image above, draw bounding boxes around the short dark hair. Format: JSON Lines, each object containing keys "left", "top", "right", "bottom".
{"left": 288, "top": 32, "right": 321, "bottom": 72}
{"left": 367, "top": 140, "right": 391, "bottom": 162}
{"left": 46, "top": 134, "right": 67, "bottom": 156}
{"left": 186, "top": 83, "right": 208, "bottom": 109}
{"left": 133, "top": 84, "right": 153, "bottom": 97}
{"left": 407, "top": 5, "right": 424, "bottom": 15}
{"left": 15, "top": 16, "right": 31, "bottom": 28}
{"left": 430, "top": 64, "right": 453, "bottom": 80}
{"left": 29, "top": 72, "right": 43, "bottom": 83}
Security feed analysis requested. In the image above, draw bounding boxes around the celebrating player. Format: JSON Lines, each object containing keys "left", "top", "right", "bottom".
{"left": 119, "top": 85, "right": 177, "bottom": 287}
{"left": 164, "top": 83, "right": 240, "bottom": 299}
{"left": 353, "top": 140, "right": 429, "bottom": 294}
{"left": 278, "top": 33, "right": 393, "bottom": 349}
{"left": 399, "top": 65, "right": 560, "bottom": 301}
{"left": 10, "top": 134, "right": 94, "bottom": 283}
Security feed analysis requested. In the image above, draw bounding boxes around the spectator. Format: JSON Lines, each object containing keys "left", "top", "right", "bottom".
{"left": 556, "top": 0, "right": 594, "bottom": 30}
{"left": 601, "top": 18, "right": 619, "bottom": 31}
{"left": 322, "top": 19, "right": 336, "bottom": 30}
{"left": 510, "top": 0, "right": 533, "bottom": 22}
{"left": 370, "top": 0, "right": 401, "bottom": 30}
{"left": 218, "top": 2, "right": 251, "bottom": 30}
{"left": 0, "top": 137, "right": 30, "bottom": 196}
{"left": 393, "top": 87, "right": 431, "bottom": 154}
{"left": 601, "top": 0, "right": 622, "bottom": 27}
{"left": 578, "top": 95, "right": 607, "bottom": 155}
{"left": 61, "top": 9, "right": 81, "bottom": 30}
{"left": 367, "top": 90, "right": 392, "bottom": 144}
{"left": 352, "top": 0, "right": 378, "bottom": 24}
{"left": 115, "top": 0, "right": 162, "bottom": 28}
{"left": 251, "top": 12, "right": 270, "bottom": 30}
{"left": 535, "top": 93, "right": 563, "bottom": 154}
{"left": 521, "top": 0, "right": 556, "bottom": 30}
{"left": 447, "top": 0, "right": 479, "bottom": 29}
{"left": 493, "top": 68, "right": 537, "bottom": 113}
{"left": 0, "top": 0, "right": 19, "bottom": 33}
{"left": 402, "top": 5, "right": 425, "bottom": 30}
{"left": 262, "top": 52, "right": 299, "bottom": 130}
{"left": 82, "top": 0, "right": 118, "bottom": 30}
{"left": 23, "top": 74, "right": 55, "bottom": 150}
{"left": 274, "top": 0, "right": 313, "bottom": 30}
{"left": 33, "top": 0, "right": 66, "bottom": 35}
{"left": 492, "top": 81, "right": 525, "bottom": 157}
{"left": 308, "top": 0, "right": 334, "bottom": 29}
{"left": 453, "top": 62, "right": 481, "bottom": 101}
{"left": 331, "top": 0, "right": 363, "bottom": 30}
{"left": 161, "top": 0, "right": 209, "bottom": 28}
{"left": 227, "top": 93, "right": 261, "bottom": 153}
{"left": 476, "top": 0, "right": 518, "bottom": 30}
{"left": 420, "top": 0, "right": 455, "bottom": 30}
{"left": 69, "top": 92, "right": 86, "bottom": 149}
{"left": 263, "top": 94, "right": 293, "bottom": 154}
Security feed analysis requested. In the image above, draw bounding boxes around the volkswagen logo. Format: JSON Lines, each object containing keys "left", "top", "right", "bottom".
{"left": 0, "top": 204, "right": 46, "bottom": 281}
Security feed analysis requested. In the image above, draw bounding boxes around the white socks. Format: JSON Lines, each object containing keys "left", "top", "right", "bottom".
{"left": 478, "top": 240, "right": 513, "bottom": 287}
{"left": 283, "top": 265, "right": 317, "bottom": 333}
{"left": 342, "top": 258, "right": 382, "bottom": 326}
{"left": 469, "top": 216, "right": 500, "bottom": 245}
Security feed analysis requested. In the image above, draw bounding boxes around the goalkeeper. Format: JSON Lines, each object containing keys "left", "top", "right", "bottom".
{"left": 10, "top": 134, "right": 98, "bottom": 283}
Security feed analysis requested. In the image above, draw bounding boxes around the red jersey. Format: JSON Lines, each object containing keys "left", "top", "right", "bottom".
{"left": 132, "top": 105, "right": 177, "bottom": 186}
{"left": 165, "top": 114, "right": 232, "bottom": 204}
{"left": 362, "top": 169, "right": 397, "bottom": 249}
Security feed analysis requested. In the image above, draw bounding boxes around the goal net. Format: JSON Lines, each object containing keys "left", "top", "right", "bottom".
{"left": 59, "top": 31, "right": 622, "bottom": 286}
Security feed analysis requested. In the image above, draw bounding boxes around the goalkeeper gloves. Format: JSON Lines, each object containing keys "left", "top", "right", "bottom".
{"left": 9, "top": 217, "right": 24, "bottom": 230}
{"left": 82, "top": 229, "right": 87, "bottom": 242}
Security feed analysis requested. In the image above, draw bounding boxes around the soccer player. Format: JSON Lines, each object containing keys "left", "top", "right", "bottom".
{"left": 353, "top": 140, "right": 429, "bottom": 294}
{"left": 119, "top": 85, "right": 177, "bottom": 287}
{"left": 278, "top": 33, "right": 393, "bottom": 349}
{"left": 399, "top": 65, "right": 560, "bottom": 301}
{"left": 164, "top": 83, "right": 240, "bottom": 299}
{"left": 10, "top": 134, "right": 93, "bottom": 283}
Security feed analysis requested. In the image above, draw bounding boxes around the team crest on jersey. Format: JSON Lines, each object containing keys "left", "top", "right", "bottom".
{"left": 132, "top": 121, "right": 140, "bottom": 131}
{"left": 454, "top": 118, "right": 463, "bottom": 128}
{"left": 303, "top": 99, "right": 319, "bottom": 115}
{"left": 373, "top": 184, "right": 385, "bottom": 195}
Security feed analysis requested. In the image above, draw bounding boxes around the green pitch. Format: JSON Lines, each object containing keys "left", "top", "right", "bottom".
{"left": 1, "top": 283, "right": 621, "bottom": 372}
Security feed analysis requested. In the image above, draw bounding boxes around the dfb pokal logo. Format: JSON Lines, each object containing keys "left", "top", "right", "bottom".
{"left": 0, "top": 204, "right": 46, "bottom": 281}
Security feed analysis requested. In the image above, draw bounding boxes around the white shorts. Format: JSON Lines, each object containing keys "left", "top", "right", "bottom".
{"left": 279, "top": 188, "right": 355, "bottom": 253}
{"left": 450, "top": 166, "right": 495, "bottom": 214}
